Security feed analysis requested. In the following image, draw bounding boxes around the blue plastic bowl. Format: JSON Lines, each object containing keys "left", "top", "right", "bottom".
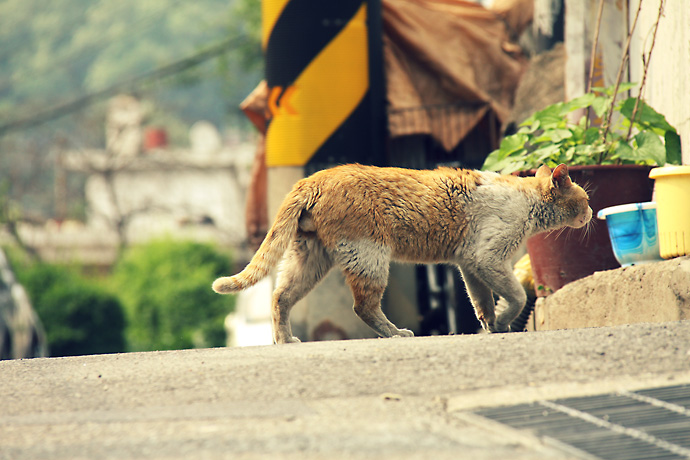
{"left": 597, "top": 202, "right": 663, "bottom": 267}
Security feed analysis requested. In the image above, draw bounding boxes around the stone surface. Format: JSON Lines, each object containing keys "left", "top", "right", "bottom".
{"left": 533, "top": 256, "right": 690, "bottom": 331}
{"left": 2, "top": 321, "right": 690, "bottom": 459}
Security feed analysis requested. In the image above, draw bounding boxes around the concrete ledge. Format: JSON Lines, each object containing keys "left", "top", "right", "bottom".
{"left": 533, "top": 256, "right": 690, "bottom": 330}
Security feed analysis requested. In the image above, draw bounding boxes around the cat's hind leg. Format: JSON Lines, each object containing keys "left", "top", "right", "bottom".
{"left": 345, "top": 272, "right": 413, "bottom": 338}
{"left": 272, "top": 236, "right": 333, "bottom": 344}
{"left": 335, "top": 240, "right": 413, "bottom": 339}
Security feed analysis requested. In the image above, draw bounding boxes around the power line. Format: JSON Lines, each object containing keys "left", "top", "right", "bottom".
{"left": 0, "top": 35, "right": 247, "bottom": 137}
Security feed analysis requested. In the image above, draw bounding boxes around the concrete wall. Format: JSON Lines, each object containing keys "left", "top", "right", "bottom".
{"left": 64, "top": 148, "right": 253, "bottom": 247}
{"left": 85, "top": 164, "right": 246, "bottom": 244}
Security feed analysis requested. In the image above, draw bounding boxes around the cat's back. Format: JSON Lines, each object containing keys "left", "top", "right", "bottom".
{"left": 303, "top": 165, "right": 486, "bottom": 255}
{"left": 307, "top": 163, "right": 483, "bottom": 194}
{"left": 301, "top": 164, "right": 495, "bottom": 211}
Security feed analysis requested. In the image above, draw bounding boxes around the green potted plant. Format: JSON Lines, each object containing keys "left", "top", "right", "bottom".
{"left": 483, "top": 83, "right": 681, "bottom": 174}
{"left": 482, "top": 84, "right": 682, "bottom": 296}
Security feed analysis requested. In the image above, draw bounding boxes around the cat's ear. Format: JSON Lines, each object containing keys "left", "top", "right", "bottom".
{"left": 551, "top": 164, "right": 572, "bottom": 188}
{"left": 535, "top": 165, "right": 552, "bottom": 178}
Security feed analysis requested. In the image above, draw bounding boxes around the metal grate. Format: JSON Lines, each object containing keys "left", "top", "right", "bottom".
{"left": 475, "top": 384, "right": 690, "bottom": 460}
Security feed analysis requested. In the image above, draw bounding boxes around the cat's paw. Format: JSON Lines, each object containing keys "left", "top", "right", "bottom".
{"left": 488, "top": 321, "right": 510, "bottom": 333}
{"left": 274, "top": 335, "right": 302, "bottom": 344}
{"left": 392, "top": 328, "right": 414, "bottom": 338}
{"left": 478, "top": 318, "right": 490, "bottom": 332}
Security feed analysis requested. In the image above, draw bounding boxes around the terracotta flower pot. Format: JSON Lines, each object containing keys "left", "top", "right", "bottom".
{"left": 517, "top": 165, "right": 655, "bottom": 296}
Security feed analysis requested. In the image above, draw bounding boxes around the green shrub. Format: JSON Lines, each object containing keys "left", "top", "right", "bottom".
{"left": 111, "top": 239, "right": 234, "bottom": 351}
{"left": 18, "top": 263, "right": 126, "bottom": 357}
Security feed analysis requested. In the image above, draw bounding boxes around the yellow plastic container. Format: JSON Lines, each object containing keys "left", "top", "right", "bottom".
{"left": 649, "top": 165, "right": 690, "bottom": 258}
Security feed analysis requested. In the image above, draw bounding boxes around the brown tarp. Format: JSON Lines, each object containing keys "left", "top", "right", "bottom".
{"left": 384, "top": 0, "right": 528, "bottom": 151}
{"left": 240, "top": 82, "right": 269, "bottom": 250}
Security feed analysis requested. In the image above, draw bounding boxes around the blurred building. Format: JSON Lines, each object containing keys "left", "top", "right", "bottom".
{"left": 45, "top": 98, "right": 255, "bottom": 267}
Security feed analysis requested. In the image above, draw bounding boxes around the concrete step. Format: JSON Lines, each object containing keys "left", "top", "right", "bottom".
{"left": 533, "top": 256, "right": 690, "bottom": 331}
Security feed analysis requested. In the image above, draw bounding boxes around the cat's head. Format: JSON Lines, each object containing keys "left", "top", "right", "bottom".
{"left": 536, "top": 164, "right": 592, "bottom": 229}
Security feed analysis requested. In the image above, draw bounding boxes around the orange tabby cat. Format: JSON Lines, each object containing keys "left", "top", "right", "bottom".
{"left": 213, "top": 163, "right": 592, "bottom": 344}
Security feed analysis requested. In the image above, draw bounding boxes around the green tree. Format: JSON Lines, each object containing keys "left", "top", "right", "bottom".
{"left": 0, "top": 0, "right": 263, "bottom": 220}
{"left": 111, "top": 239, "right": 234, "bottom": 351}
{"left": 0, "top": 0, "right": 263, "bottom": 129}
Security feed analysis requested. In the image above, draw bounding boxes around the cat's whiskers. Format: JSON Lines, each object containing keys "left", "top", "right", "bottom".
{"left": 551, "top": 226, "right": 569, "bottom": 241}
{"left": 577, "top": 221, "right": 592, "bottom": 243}
{"left": 581, "top": 180, "right": 594, "bottom": 198}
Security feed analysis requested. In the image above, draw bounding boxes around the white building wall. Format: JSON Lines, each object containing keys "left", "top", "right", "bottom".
{"left": 79, "top": 147, "right": 254, "bottom": 246}
{"left": 629, "top": 0, "right": 690, "bottom": 164}
{"left": 564, "top": 0, "right": 629, "bottom": 100}
{"left": 566, "top": 0, "right": 689, "bottom": 165}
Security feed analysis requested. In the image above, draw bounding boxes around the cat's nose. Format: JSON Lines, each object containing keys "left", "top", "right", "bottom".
{"left": 572, "top": 207, "right": 593, "bottom": 228}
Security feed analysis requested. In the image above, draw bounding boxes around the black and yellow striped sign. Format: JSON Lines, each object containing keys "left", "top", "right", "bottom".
{"left": 262, "top": 0, "right": 383, "bottom": 168}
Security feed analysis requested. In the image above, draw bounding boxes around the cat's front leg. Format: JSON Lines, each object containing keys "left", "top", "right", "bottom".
{"left": 478, "top": 265, "right": 527, "bottom": 333}
{"left": 488, "top": 320, "right": 510, "bottom": 333}
{"left": 458, "top": 266, "right": 496, "bottom": 332}
{"left": 459, "top": 260, "right": 526, "bottom": 333}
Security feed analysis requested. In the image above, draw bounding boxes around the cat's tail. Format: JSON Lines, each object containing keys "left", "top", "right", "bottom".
{"left": 212, "top": 181, "right": 313, "bottom": 294}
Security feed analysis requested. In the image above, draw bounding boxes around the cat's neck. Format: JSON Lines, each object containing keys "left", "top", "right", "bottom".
{"left": 528, "top": 193, "right": 572, "bottom": 235}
